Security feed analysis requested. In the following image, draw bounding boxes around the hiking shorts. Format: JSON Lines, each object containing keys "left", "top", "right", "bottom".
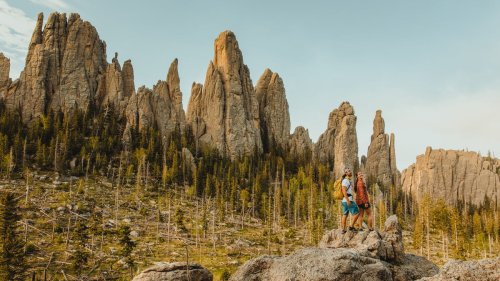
{"left": 358, "top": 202, "right": 371, "bottom": 210}
{"left": 341, "top": 201, "right": 359, "bottom": 215}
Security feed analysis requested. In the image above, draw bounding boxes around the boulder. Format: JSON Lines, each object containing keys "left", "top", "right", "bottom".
{"left": 229, "top": 248, "right": 393, "bottom": 281}
{"left": 231, "top": 215, "right": 438, "bottom": 281}
{"left": 418, "top": 257, "right": 500, "bottom": 281}
{"left": 319, "top": 215, "right": 404, "bottom": 262}
{"left": 132, "top": 262, "right": 213, "bottom": 281}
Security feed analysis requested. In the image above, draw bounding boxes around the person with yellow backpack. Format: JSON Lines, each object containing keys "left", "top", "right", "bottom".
{"left": 333, "top": 168, "right": 360, "bottom": 234}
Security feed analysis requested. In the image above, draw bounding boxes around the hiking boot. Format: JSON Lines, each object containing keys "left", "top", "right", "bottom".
{"left": 348, "top": 226, "right": 357, "bottom": 232}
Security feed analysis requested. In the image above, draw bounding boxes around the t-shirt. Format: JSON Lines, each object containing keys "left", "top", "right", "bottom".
{"left": 341, "top": 178, "right": 353, "bottom": 203}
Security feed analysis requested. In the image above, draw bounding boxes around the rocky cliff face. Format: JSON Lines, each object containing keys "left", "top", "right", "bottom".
{"left": 401, "top": 147, "right": 500, "bottom": 208}
{"left": 0, "top": 53, "right": 10, "bottom": 97}
{"left": 315, "top": 102, "right": 358, "bottom": 178}
{"left": 186, "top": 31, "right": 262, "bottom": 159}
{"left": 364, "top": 110, "right": 400, "bottom": 188}
{"left": 124, "top": 59, "right": 186, "bottom": 143}
{"left": 97, "top": 54, "right": 134, "bottom": 114}
{"left": 230, "top": 216, "right": 438, "bottom": 281}
{"left": 289, "top": 126, "right": 313, "bottom": 159}
{"left": 1, "top": 12, "right": 138, "bottom": 121}
{"left": 255, "top": 68, "right": 290, "bottom": 152}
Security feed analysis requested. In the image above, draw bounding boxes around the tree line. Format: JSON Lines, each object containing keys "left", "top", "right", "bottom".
{"left": 0, "top": 103, "right": 498, "bottom": 279}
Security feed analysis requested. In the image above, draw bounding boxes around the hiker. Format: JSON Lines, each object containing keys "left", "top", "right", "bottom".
{"left": 341, "top": 168, "right": 360, "bottom": 233}
{"left": 355, "top": 171, "right": 373, "bottom": 231}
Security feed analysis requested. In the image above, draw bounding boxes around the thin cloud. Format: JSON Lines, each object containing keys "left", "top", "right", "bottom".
{"left": 29, "top": 0, "right": 70, "bottom": 11}
{"left": 0, "top": 0, "right": 35, "bottom": 78}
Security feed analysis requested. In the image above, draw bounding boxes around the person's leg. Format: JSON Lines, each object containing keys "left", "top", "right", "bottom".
{"left": 366, "top": 207, "right": 373, "bottom": 230}
{"left": 342, "top": 214, "right": 347, "bottom": 231}
{"left": 357, "top": 207, "right": 364, "bottom": 228}
{"left": 341, "top": 202, "right": 348, "bottom": 231}
{"left": 349, "top": 204, "right": 360, "bottom": 228}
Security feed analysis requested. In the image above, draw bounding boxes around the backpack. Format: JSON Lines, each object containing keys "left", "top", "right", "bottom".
{"left": 333, "top": 177, "right": 344, "bottom": 200}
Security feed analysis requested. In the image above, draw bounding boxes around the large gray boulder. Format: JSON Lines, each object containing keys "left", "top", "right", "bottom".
{"left": 418, "top": 257, "right": 500, "bottom": 281}
{"left": 132, "top": 262, "right": 213, "bottom": 281}
{"left": 319, "top": 215, "right": 404, "bottom": 262}
{"left": 230, "top": 248, "right": 393, "bottom": 281}
{"left": 230, "top": 216, "right": 438, "bottom": 281}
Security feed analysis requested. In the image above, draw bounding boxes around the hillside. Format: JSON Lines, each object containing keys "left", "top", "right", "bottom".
{"left": 0, "top": 11, "right": 498, "bottom": 281}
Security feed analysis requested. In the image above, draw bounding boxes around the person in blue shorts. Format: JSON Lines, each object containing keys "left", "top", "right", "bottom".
{"left": 340, "top": 168, "right": 360, "bottom": 234}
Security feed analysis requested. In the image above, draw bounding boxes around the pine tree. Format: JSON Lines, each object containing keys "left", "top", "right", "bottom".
{"left": 0, "top": 192, "right": 27, "bottom": 281}
{"left": 71, "top": 218, "right": 89, "bottom": 276}
{"left": 118, "top": 225, "right": 136, "bottom": 278}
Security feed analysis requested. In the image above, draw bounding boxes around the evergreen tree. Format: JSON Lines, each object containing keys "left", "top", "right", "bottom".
{"left": 118, "top": 225, "right": 136, "bottom": 278}
{"left": 0, "top": 192, "right": 26, "bottom": 281}
{"left": 71, "top": 218, "right": 89, "bottom": 276}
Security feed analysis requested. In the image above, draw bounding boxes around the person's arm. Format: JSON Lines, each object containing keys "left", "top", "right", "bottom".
{"left": 342, "top": 184, "right": 351, "bottom": 205}
{"left": 364, "top": 182, "right": 370, "bottom": 206}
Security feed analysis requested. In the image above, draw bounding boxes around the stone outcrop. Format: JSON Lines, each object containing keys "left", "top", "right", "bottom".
{"left": 401, "top": 147, "right": 500, "bottom": 208}
{"left": 0, "top": 53, "right": 10, "bottom": 97}
{"left": 97, "top": 54, "right": 134, "bottom": 114}
{"left": 124, "top": 59, "right": 186, "bottom": 143}
{"left": 255, "top": 68, "right": 290, "bottom": 152}
{"left": 418, "top": 257, "right": 500, "bottom": 281}
{"left": 230, "top": 215, "right": 438, "bottom": 281}
{"left": 319, "top": 215, "right": 404, "bottom": 262}
{"left": 132, "top": 262, "right": 213, "bottom": 281}
{"left": 2, "top": 12, "right": 139, "bottom": 121}
{"left": 289, "top": 126, "right": 313, "bottom": 159}
{"left": 315, "top": 102, "right": 358, "bottom": 178}
{"left": 364, "top": 110, "right": 400, "bottom": 188}
{"left": 186, "top": 31, "right": 262, "bottom": 159}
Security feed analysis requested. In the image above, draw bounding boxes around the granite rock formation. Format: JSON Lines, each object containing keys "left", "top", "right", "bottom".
{"left": 0, "top": 53, "right": 10, "bottom": 97}
{"left": 97, "top": 54, "right": 135, "bottom": 114}
{"left": 315, "top": 102, "right": 358, "bottom": 178}
{"left": 255, "top": 68, "right": 290, "bottom": 152}
{"left": 186, "top": 31, "right": 262, "bottom": 159}
{"left": 132, "top": 262, "right": 213, "bottom": 281}
{"left": 418, "top": 257, "right": 500, "bottom": 281}
{"left": 123, "top": 59, "right": 186, "bottom": 143}
{"left": 364, "top": 110, "right": 400, "bottom": 188}
{"left": 319, "top": 215, "right": 405, "bottom": 262}
{"left": 1, "top": 12, "right": 140, "bottom": 122}
{"left": 401, "top": 147, "right": 500, "bottom": 208}
{"left": 230, "top": 216, "right": 438, "bottom": 281}
{"left": 289, "top": 126, "right": 313, "bottom": 159}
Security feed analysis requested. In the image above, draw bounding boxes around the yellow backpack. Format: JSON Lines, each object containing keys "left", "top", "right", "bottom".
{"left": 333, "top": 177, "right": 344, "bottom": 200}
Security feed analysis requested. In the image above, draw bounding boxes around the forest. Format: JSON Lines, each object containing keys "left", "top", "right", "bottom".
{"left": 0, "top": 103, "right": 498, "bottom": 280}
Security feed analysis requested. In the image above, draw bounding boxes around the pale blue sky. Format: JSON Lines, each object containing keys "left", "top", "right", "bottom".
{"left": 1, "top": 0, "right": 499, "bottom": 169}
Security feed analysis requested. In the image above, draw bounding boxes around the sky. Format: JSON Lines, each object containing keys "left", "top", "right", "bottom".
{"left": 1, "top": 0, "right": 499, "bottom": 170}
